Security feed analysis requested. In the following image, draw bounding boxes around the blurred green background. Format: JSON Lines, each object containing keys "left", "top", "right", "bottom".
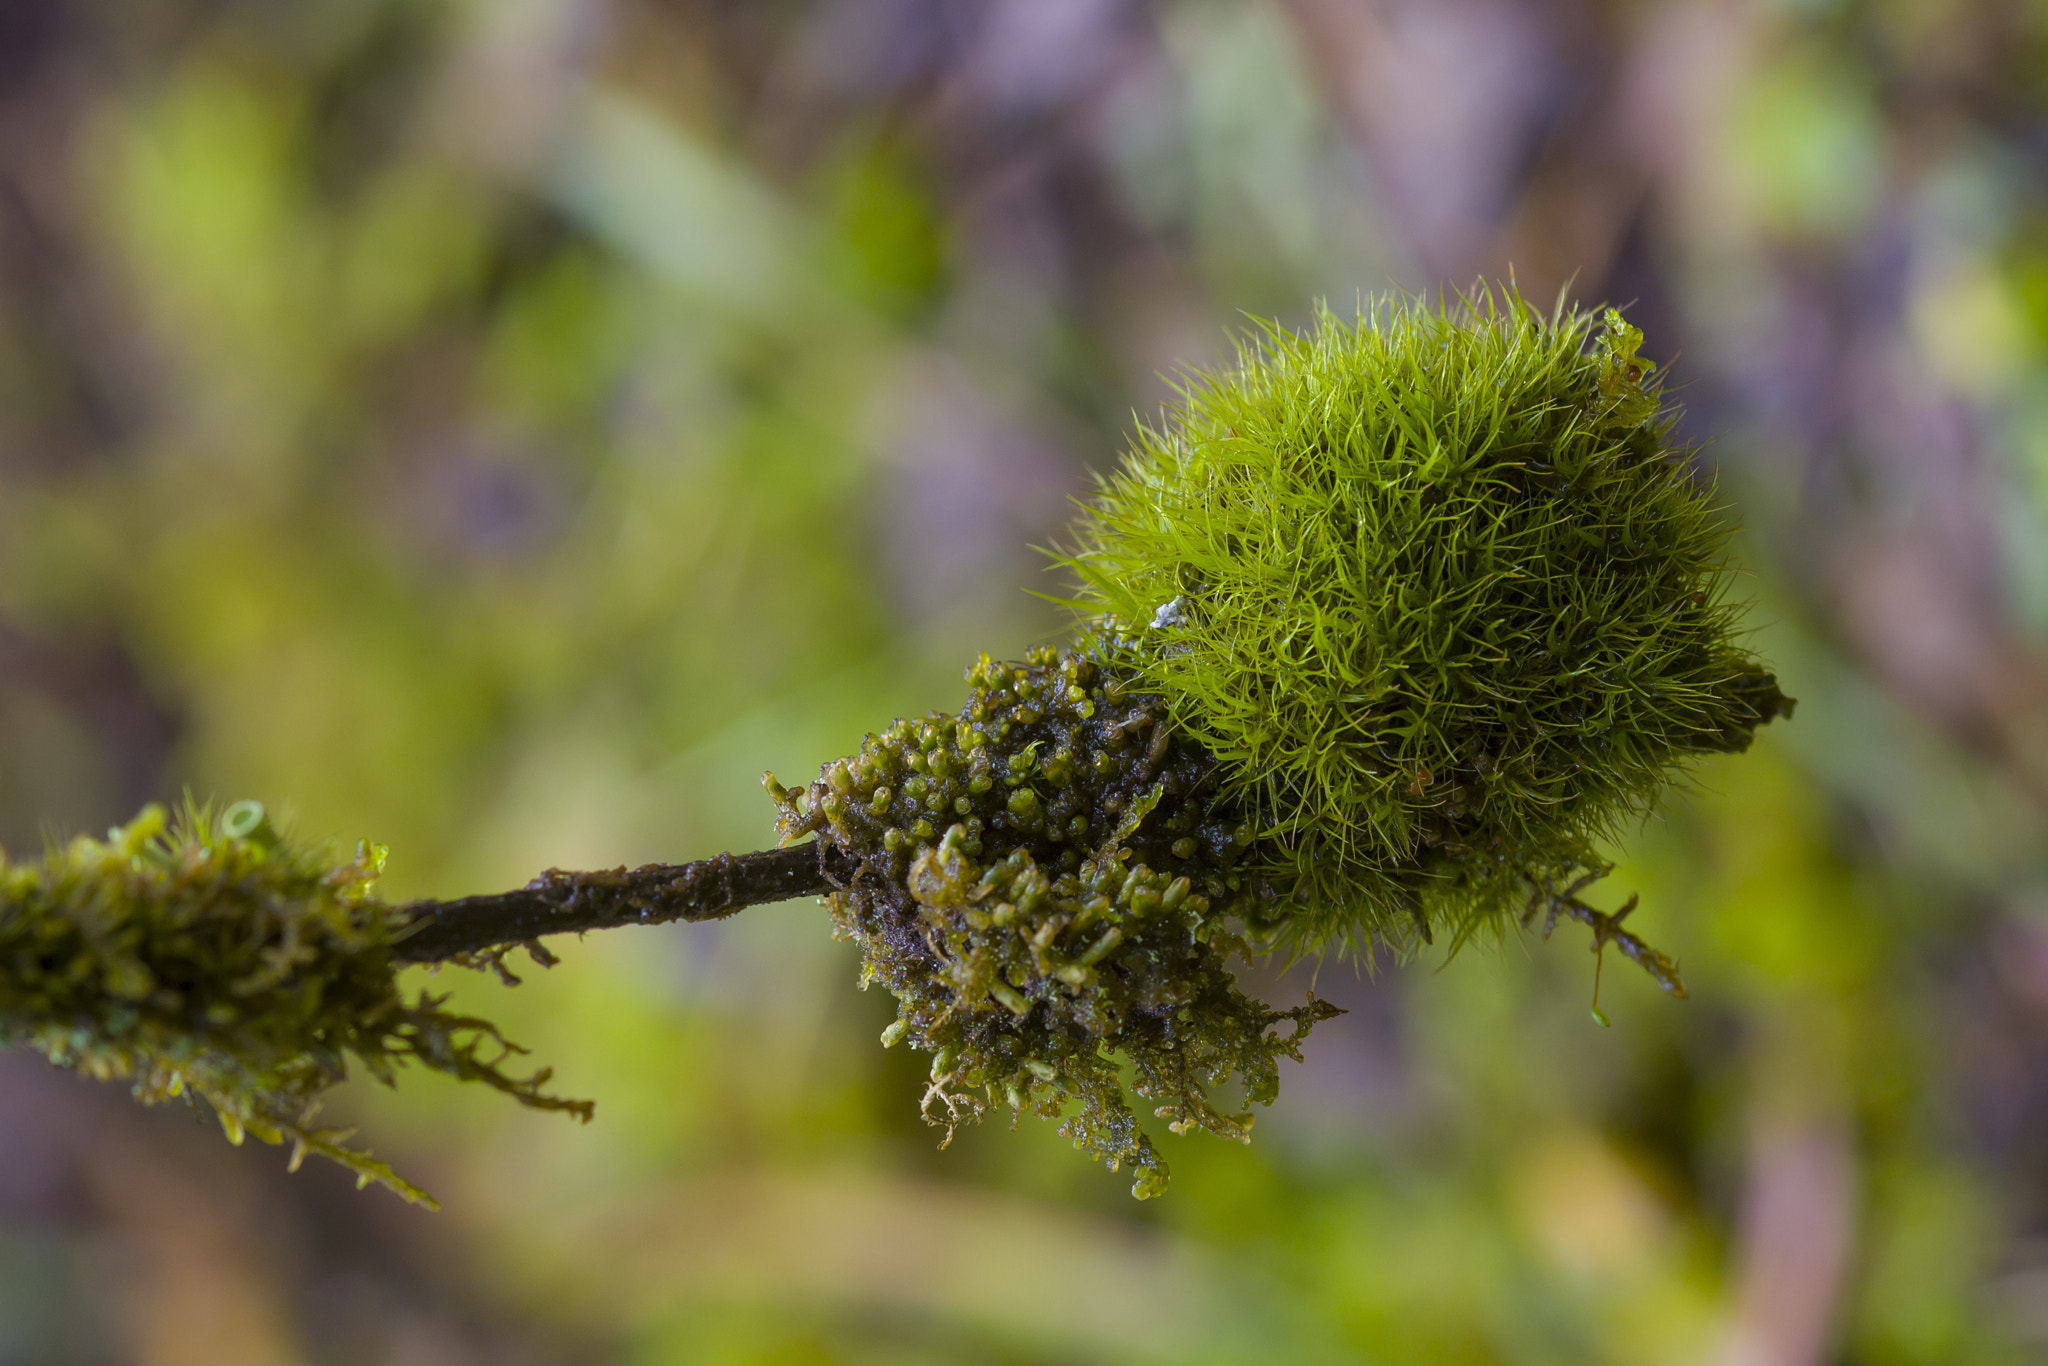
{"left": 1, "top": 1, "right": 2046, "bottom": 1362}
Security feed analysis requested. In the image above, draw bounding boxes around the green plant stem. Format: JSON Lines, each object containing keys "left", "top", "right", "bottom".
{"left": 390, "top": 840, "right": 858, "bottom": 964}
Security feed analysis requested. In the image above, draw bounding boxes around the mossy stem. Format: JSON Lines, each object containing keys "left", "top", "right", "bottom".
{"left": 389, "top": 840, "right": 856, "bottom": 963}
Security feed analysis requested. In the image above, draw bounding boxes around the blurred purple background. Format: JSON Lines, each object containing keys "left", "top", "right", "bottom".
{"left": 2, "top": 2, "right": 2047, "bottom": 1362}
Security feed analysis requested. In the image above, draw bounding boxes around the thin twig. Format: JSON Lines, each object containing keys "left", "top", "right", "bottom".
{"left": 1524, "top": 875, "right": 1687, "bottom": 998}
{"left": 390, "top": 840, "right": 857, "bottom": 964}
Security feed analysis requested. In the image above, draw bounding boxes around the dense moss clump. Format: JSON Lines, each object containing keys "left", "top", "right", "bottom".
{"left": 1055, "top": 291, "right": 1791, "bottom": 950}
{"left": 0, "top": 801, "right": 584, "bottom": 1206}
{"left": 768, "top": 645, "right": 1339, "bottom": 1197}
{"left": 773, "top": 292, "right": 1791, "bottom": 1190}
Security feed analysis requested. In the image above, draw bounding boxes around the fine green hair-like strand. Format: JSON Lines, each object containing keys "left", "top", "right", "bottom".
{"left": 1054, "top": 286, "right": 1789, "bottom": 952}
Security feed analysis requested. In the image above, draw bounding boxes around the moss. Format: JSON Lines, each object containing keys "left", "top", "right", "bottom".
{"left": 0, "top": 800, "right": 584, "bottom": 1206}
{"left": 776, "top": 290, "right": 1790, "bottom": 1194}
{"left": 1053, "top": 289, "right": 1791, "bottom": 951}
{"left": 769, "top": 645, "right": 1339, "bottom": 1198}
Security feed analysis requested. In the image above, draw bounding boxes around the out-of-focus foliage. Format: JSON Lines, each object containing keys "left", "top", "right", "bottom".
{"left": 1, "top": 0, "right": 2048, "bottom": 1363}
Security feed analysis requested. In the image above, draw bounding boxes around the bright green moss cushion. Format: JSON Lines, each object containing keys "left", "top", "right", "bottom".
{"left": 1057, "top": 290, "right": 1790, "bottom": 950}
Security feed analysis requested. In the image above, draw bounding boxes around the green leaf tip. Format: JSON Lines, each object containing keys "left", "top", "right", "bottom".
{"left": 0, "top": 799, "right": 586, "bottom": 1206}
{"left": 1052, "top": 283, "right": 1791, "bottom": 953}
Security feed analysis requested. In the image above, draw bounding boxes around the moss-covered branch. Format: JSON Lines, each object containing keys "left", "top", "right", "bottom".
{"left": 0, "top": 287, "right": 1792, "bottom": 1207}
{"left": 0, "top": 802, "right": 599, "bottom": 1209}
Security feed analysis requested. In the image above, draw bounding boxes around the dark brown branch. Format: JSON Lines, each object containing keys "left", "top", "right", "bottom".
{"left": 390, "top": 840, "right": 858, "bottom": 964}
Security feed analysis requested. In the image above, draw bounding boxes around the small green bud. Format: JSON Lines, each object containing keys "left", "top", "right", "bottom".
{"left": 990, "top": 981, "right": 1031, "bottom": 1016}
{"left": 1078, "top": 928, "right": 1123, "bottom": 966}
{"left": 220, "top": 800, "right": 278, "bottom": 850}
